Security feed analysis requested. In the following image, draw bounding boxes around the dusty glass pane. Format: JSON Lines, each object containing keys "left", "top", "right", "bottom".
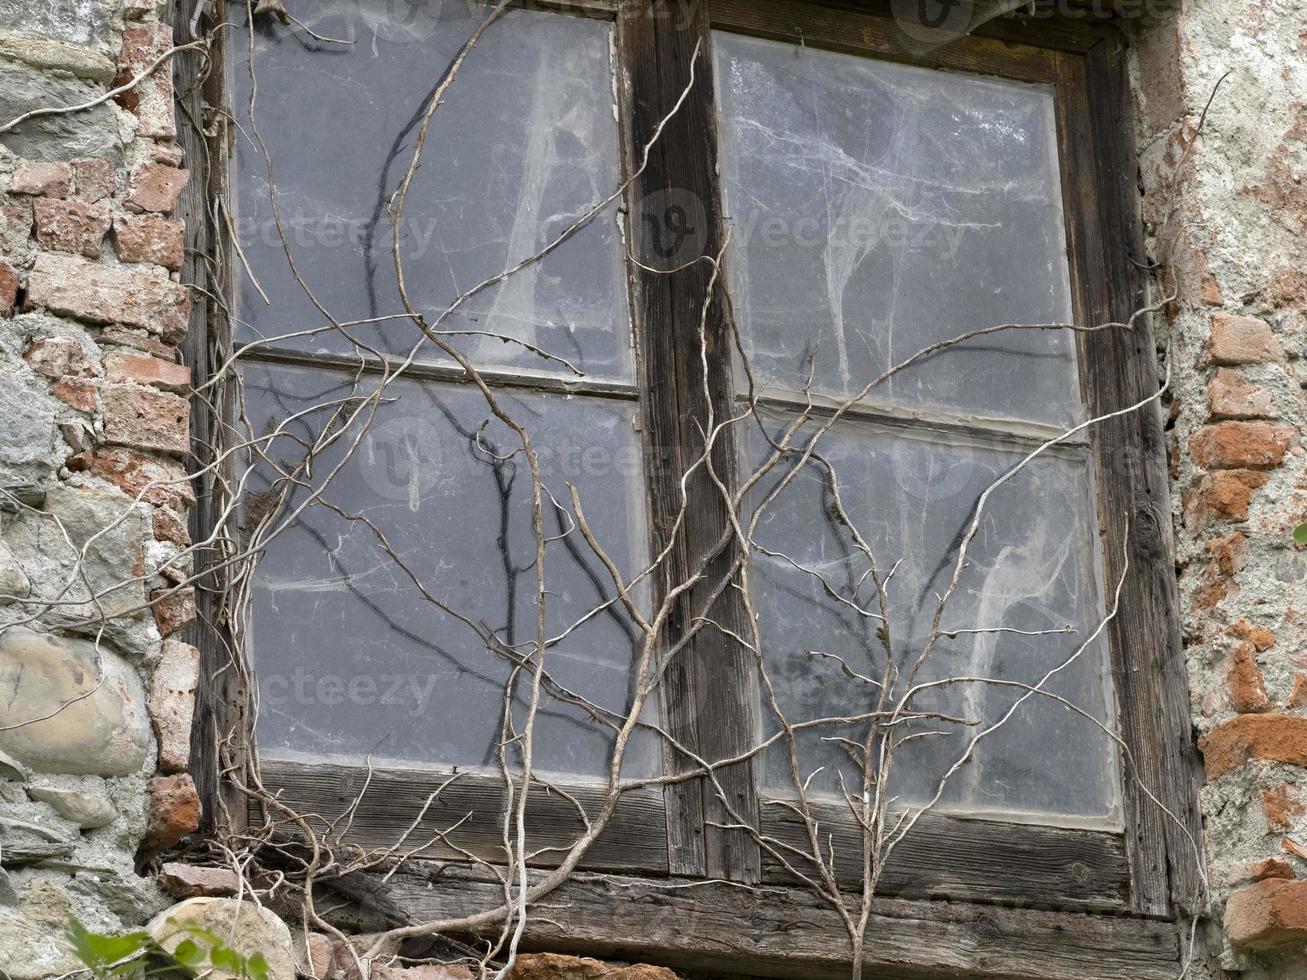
{"left": 231, "top": 4, "right": 631, "bottom": 382}
{"left": 745, "top": 414, "right": 1119, "bottom": 824}
{"left": 242, "top": 364, "right": 656, "bottom": 778}
{"left": 714, "top": 32, "right": 1081, "bottom": 427}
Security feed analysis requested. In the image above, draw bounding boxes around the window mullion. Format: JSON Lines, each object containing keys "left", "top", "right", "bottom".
{"left": 618, "top": 0, "right": 761, "bottom": 883}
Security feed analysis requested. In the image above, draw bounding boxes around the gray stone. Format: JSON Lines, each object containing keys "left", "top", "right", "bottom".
{"left": 0, "top": 747, "right": 30, "bottom": 782}
{"left": 0, "top": 627, "right": 152, "bottom": 776}
{"left": 0, "top": 369, "right": 62, "bottom": 489}
{"left": 0, "top": 540, "right": 31, "bottom": 605}
{"left": 0, "top": 879, "right": 83, "bottom": 978}
{"left": 0, "top": 868, "right": 16, "bottom": 905}
{"left": 149, "top": 898, "right": 296, "bottom": 980}
{"left": 0, "top": 35, "right": 116, "bottom": 83}
{"left": 0, "top": 0, "right": 120, "bottom": 55}
{"left": 3, "top": 485, "right": 159, "bottom": 655}
{"left": 26, "top": 784, "right": 116, "bottom": 828}
{"left": 0, "top": 57, "right": 122, "bottom": 164}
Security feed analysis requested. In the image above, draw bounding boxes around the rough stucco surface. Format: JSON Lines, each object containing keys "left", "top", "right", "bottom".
{"left": 1132, "top": 0, "right": 1307, "bottom": 975}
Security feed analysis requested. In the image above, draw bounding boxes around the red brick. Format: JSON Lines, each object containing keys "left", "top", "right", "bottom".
{"left": 1201, "top": 274, "right": 1224, "bottom": 306}
{"left": 1210, "top": 313, "right": 1285, "bottom": 365}
{"left": 10, "top": 160, "right": 71, "bottom": 198}
{"left": 103, "top": 384, "right": 189, "bottom": 455}
{"left": 104, "top": 349, "right": 189, "bottom": 393}
{"left": 113, "top": 212, "right": 183, "bottom": 270}
{"left": 0, "top": 259, "right": 20, "bottom": 314}
{"left": 70, "top": 158, "right": 116, "bottom": 203}
{"left": 1228, "top": 642, "right": 1270, "bottom": 713}
{"left": 1225, "top": 879, "right": 1307, "bottom": 950}
{"left": 51, "top": 378, "right": 98, "bottom": 413}
{"left": 1207, "top": 368, "right": 1276, "bottom": 420}
{"left": 142, "top": 773, "right": 201, "bottom": 853}
{"left": 149, "top": 142, "right": 184, "bottom": 167}
{"left": 26, "top": 251, "right": 189, "bottom": 338}
{"left": 0, "top": 202, "right": 33, "bottom": 256}
{"left": 1289, "top": 674, "right": 1307, "bottom": 709}
{"left": 152, "top": 505, "right": 191, "bottom": 546}
{"left": 1185, "top": 470, "right": 1269, "bottom": 528}
{"left": 151, "top": 586, "right": 196, "bottom": 637}
{"left": 1229, "top": 858, "right": 1294, "bottom": 887}
{"left": 1206, "top": 531, "right": 1247, "bottom": 577}
{"left": 1262, "top": 783, "right": 1306, "bottom": 832}
{"left": 1199, "top": 714, "right": 1307, "bottom": 778}
{"left": 1228, "top": 619, "right": 1278, "bottom": 651}
{"left": 125, "top": 163, "right": 188, "bottom": 215}
{"left": 115, "top": 24, "right": 175, "bottom": 139}
{"left": 23, "top": 335, "right": 97, "bottom": 378}
{"left": 99, "top": 326, "right": 175, "bottom": 358}
{"left": 158, "top": 863, "right": 242, "bottom": 899}
{"left": 1189, "top": 421, "right": 1294, "bottom": 470}
{"left": 33, "top": 198, "right": 111, "bottom": 258}
{"left": 85, "top": 446, "right": 195, "bottom": 510}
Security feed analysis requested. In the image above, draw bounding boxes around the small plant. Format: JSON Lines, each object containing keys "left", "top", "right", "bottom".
{"left": 1295, "top": 523, "right": 1307, "bottom": 546}
{"left": 67, "top": 917, "right": 271, "bottom": 980}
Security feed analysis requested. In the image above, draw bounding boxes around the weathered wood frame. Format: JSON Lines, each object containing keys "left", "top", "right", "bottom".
{"left": 180, "top": 0, "right": 1206, "bottom": 975}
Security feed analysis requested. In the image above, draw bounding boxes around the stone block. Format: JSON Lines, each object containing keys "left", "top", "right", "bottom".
{"left": 148, "top": 898, "right": 295, "bottom": 980}
{"left": 148, "top": 638, "right": 198, "bottom": 772}
{"left": 0, "top": 627, "right": 151, "bottom": 776}
{"left": 0, "top": 59, "right": 121, "bottom": 163}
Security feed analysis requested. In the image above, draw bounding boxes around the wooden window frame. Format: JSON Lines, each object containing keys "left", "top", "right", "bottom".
{"left": 174, "top": 0, "right": 1205, "bottom": 976}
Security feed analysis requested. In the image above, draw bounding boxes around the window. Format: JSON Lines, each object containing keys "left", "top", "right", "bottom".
{"left": 201, "top": 1, "right": 1202, "bottom": 976}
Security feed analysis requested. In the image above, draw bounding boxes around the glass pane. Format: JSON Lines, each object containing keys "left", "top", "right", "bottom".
{"left": 231, "top": 4, "right": 631, "bottom": 382}
{"left": 242, "top": 364, "right": 656, "bottom": 778}
{"left": 745, "top": 413, "right": 1119, "bottom": 825}
{"left": 714, "top": 32, "right": 1081, "bottom": 427}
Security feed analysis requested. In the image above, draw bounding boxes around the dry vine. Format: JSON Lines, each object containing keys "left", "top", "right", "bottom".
{"left": 0, "top": 2, "right": 1228, "bottom": 978}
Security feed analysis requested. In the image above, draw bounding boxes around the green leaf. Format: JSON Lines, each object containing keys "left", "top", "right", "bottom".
{"left": 1294, "top": 523, "right": 1307, "bottom": 546}
{"left": 246, "top": 951, "right": 270, "bottom": 980}
{"left": 210, "top": 946, "right": 242, "bottom": 973}
{"left": 172, "top": 939, "right": 206, "bottom": 968}
{"left": 67, "top": 923, "right": 153, "bottom": 967}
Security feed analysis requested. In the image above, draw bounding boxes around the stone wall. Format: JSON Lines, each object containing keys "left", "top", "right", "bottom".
{"left": 0, "top": 0, "right": 201, "bottom": 974}
{"left": 1132, "top": 0, "right": 1307, "bottom": 974}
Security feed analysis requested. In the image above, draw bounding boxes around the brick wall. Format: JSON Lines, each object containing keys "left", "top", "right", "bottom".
{"left": 1133, "top": 0, "right": 1307, "bottom": 974}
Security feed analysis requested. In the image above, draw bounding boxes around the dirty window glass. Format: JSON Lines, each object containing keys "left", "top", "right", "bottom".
{"left": 243, "top": 364, "right": 656, "bottom": 778}
{"left": 232, "top": 3, "right": 631, "bottom": 382}
{"left": 745, "top": 414, "right": 1119, "bottom": 825}
{"left": 714, "top": 32, "right": 1080, "bottom": 427}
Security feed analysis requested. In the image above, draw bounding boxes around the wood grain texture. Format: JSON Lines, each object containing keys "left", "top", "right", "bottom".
{"left": 257, "top": 759, "right": 669, "bottom": 874}
{"left": 761, "top": 799, "right": 1130, "bottom": 911}
{"left": 170, "top": 0, "right": 248, "bottom": 837}
{"left": 1055, "top": 43, "right": 1205, "bottom": 917}
{"left": 618, "top": 0, "right": 761, "bottom": 882}
{"left": 710, "top": 0, "right": 1061, "bottom": 83}
{"left": 371, "top": 863, "right": 1183, "bottom": 980}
